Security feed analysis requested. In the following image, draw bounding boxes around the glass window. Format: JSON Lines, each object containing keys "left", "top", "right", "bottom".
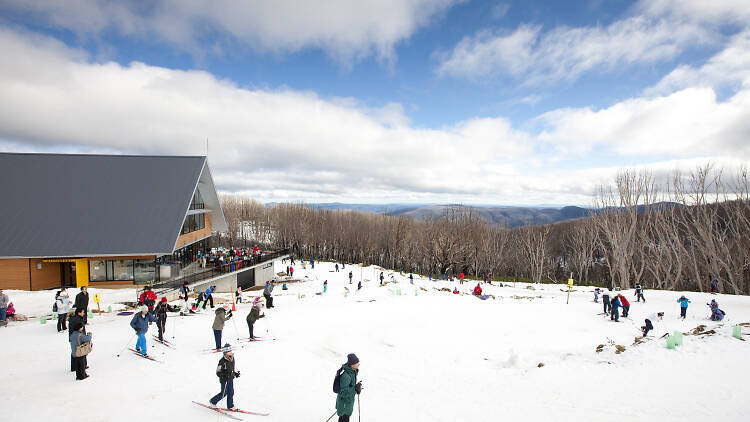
{"left": 89, "top": 260, "right": 107, "bottom": 281}
{"left": 112, "top": 259, "right": 134, "bottom": 280}
{"left": 190, "top": 189, "right": 205, "bottom": 210}
{"left": 134, "top": 259, "right": 155, "bottom": 283}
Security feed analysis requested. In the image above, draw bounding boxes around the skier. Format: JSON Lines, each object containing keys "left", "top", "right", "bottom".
{"left": 209, "top": 344, "right": 240, "bottom": 410}
{"left": 635, "top": 284, "right": 645, "bottom": 302}
{"left": 610, "top": 295, "right": 621, "bottom": 322}
{"left": 335, "top": 354, "right": 362, "bottom": 422}
{"left": 710, "top": 278, "right": 719, "bottom": 294}
{"left": 154, "top": 297, "right": 168, "bottom": 342}
{"left": 69, "top": 320, "right": 92, "bottom": 380}
{"left": 130, "top": 306, "right": 158, "bottom": 357}
{"left": 56, "top": 288, "right": 71, "bottom": 332}
{"left": 379, "top": 272, "right": 384, "bottom": 285}
{"left": 602, "top": 290, "right": 611, "bottom": 314}
{"left": 349, "top": 271, "right": 353, "bottom": 284}
{"left": 139, "top": 286, "right": 157, "bottom": 312}
{"left": 593, "top": 288, "right": 600, "bottom": 303}
{"left": 335, "top": 264, "right": 339, "bottom": 272}
{"left": 618, "top": 294, "right": 630, "bottom": 318}
{"left": 324, "top": 280, "right": 328, "bottom": 293}
{"left": 212, "top": 304, "right": 233, "bottom": 350}
{"left": 235, "top": 286, "right": 243, "bottom": 304}
{"left": 473, "top": 283, "right": 482, "bottom": 296}
{"left": 179, "top": 282, "right": 192, "bottom": 314}
{"left": 74, "top": 286, "right": 89, "bottom": 325}
{"left": 263, "top": 281, "right": 275, "bottom": 308}
{"left": 357, "top": 280, "right": 362, "bottom": 290}
{"left": 409, "top": 273, "right": 414, "bottom": 284}
{"left": 677, "top": 296, "right": 691, "bottom": 319}
{"left": 246, "top": 297, "right": 264, "bottom": 340}
{"left": 204, "top": 285, "right": 216, "bottom": 309}
{"left": 641, "top": 312, "right": 664, "bottom": 337}
{"left": 708, "top": 299, "right": 724, "bottom": 321}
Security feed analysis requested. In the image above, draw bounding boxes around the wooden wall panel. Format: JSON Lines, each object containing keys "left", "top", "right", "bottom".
{"left": 29, "top": 258, "right": 62, "bottom": 290}
{"left": 0, "top": 259, "right": 31, "bottom": 290}
{"left": 175, "top": 213, "right": 213, "bottom": 249}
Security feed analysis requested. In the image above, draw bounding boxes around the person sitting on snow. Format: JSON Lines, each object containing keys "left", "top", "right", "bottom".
{"left": 5, "top": 302, "right": 16, "bottom": 320}
{"left": 708, "top": 299, "right": 725, "bottom": 321}
{"left": 473, "top": 284, "right": 482, "bottom": 296}
{"left": 452, "top": 287, "right": 459, "bottom": 294}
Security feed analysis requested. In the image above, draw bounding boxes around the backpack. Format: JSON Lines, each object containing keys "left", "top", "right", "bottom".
{"left": 53, "top": 291, "right": 60, "bottom": 313}
{"left": 333, "top": 367, "right": 354, "bottom": 394}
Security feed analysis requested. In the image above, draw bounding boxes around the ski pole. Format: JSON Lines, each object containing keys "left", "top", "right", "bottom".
{"left": 324, "top": 410, "right": 337, "bottom": 422}
{"left": 231, "top": 312, "right": 241, "bottom": 340}
{"left": 358, "top": 394, "right": 361, "bottom": 422}
{"left": 116, "top": 333, "right": 136, "bottom": 357}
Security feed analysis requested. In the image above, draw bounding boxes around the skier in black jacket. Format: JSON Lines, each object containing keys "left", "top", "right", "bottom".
{"left": 209, "top": 344, "right": 240, "bottom": 410}
{"left": 74, "top": 286, "right": 89, "bottom": 324}
{"left": 154, "top": 297, "right": 169, "bottom": 342}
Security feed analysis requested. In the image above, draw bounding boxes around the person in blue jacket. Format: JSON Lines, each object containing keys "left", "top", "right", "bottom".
{"left": 708, "top": 299, "right": 724, "bottom": 321}
{"left": 130, "top": 306, "right": 158, "bottom": 357}
{"left": 202, "top": 285, "right": 216, "bottom": 309}
{"left": 610, "top": 295, "right": 622, "bottom": 322}
{"left": 677, "top": 296, "right": 691, "bottom": 319}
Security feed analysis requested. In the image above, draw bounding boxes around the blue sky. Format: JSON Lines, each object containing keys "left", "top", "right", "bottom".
{"left": 0, "top": 0, "right": 748, "bottom": 205}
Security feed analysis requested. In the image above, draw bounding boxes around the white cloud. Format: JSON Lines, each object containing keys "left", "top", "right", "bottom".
{"left": 0, "top": 0, "right": 462, "bottom": 63}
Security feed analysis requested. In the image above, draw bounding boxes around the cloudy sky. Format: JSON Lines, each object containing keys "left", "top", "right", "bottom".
{"left": 1, "top": 0, "right": 748, "bottom": 206}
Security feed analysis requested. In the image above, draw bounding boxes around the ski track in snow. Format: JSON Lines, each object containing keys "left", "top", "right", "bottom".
{"left": 1, "top": 261, "right": 749, "bottom": 421}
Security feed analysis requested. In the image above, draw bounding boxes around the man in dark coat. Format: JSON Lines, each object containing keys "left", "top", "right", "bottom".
{"left": 74, "top": 286, "right": 90, "bottom": 324}
{"left": 209, "top": 344, "right": 240, "bottom": 409}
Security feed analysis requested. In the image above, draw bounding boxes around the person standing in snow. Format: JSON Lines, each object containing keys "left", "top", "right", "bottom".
{"left": 602, "top": 290, "right": 611, "bottom": 314}
{"left": 335, "top": 353, "right": 362, "bottom": 422}
{"left": 69, "top": 321, "right": 92, "bottom": 380}
{"left": 310, "top": 257, "right": 315, "bottom": 269}
{"left": 635, "top": 284, "right": 645, "bottom": 302}
{"left": 610, "top": 295, "right": 621, "bottom": 322}
{"left": 710, "top": 278, "right": 719, "bottom": 294}
{"left": 263, "top": 281, "right": 275, "bottom": 308}
{"left": 68, "top": 307, "right": 87, "bottom": 372}
{"left": 357, "top": 280, "right": 362, "bottom": 290}
{"left": 593, "top": 288, "right": 600, "bottom": 303}
{"left": 212, "top": 304, "right": 233, "bottom": 350}
{"left": 56, "top": 288, "right": 71, "bottom": 332}
{"left": 473, "top": 283, "right": 482, "bottom": 296}
{"left": 324, "top": 280, "right": 328, "bottom": 293}
{"left": 379, "top": 272, "right": 384, "bottom": 285}
{"left": 290, "top": 266, "right": 294, "bottom": 278}
{"left": 154, "top": 297, "right": 168, "bottom": 342}
{"left": 235, "top": 286, "right": 243, "bottom": 304}
{"left": 180, "top": 282, "right": 191, "bottom": 314}
{"left": 246, "top": 297, "right": 264, "bottom": 340}
{"left": 409, "top": 273, "right": 414, "bottom": 284}
{"left": 0, "top": 289, "right": 8, "bottom": 323}
{"left": 204, "top": 285, "right": 216, "bottom": 309}
{"left": 139, "top": 286, "right": 158, "bottom": 312}
{"left": 335, "top": 263, "right": 339, "bottom": 272}
{"left": 677, "top": 296, "right": 691, "bottom": 319}
{"left": 74, "top": 286, "right": 89, "bottom": 325}
{"left": 209, "top": 344, "right": 240, "bottom": 409}
{"left": 641, "top": 312, "right": 664, "bottom": 337}
{"left": 617, "top": 294, "right": 630, "bottom": 318}
{"left": 349, "top": 271, "right": 353, "bottom": 284}
{"left": 130, "top": 305, "right": 158, "bottom": 357}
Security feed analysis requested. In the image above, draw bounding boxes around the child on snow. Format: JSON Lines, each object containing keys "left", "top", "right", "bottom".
{"left": 677, "top": 296, "right": 691, "bottom": 319}
{"left": 617, "top": 294, "right": 630, "bottom": 318}
{"left": 708, "top": 299, "right": 725, "bottom": 321}
{"left": 473, "top": 284, "right": 482, "bottom": 296}
{"left": 641, "top": 312, "right": 664, "bottom": 337}
{"left": 635, "top": 284, "right": 645, "bottom": 302}
{"left": 154, "top": 297, "right": 168, "bottom": 342}
{"left": 602, "top": 290, "right": 611, "bottom": 314}
{"left": 594, "top": 288, "right": 600, "bottom": 303}
{"left": 610, "top": 295, "right": 621, "bottom": 322}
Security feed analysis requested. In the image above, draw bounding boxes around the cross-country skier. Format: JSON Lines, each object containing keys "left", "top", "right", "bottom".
{"left": 641, "top": 312, "right": 664, "bottom": 337}
{"left": 602, "top": 290, "right": 611, "bottom": 314}
{"left": 335, "top": 354, "right": 362, "bottom": 422}
{"left": 180, "top": 282, "right": 193, "bottom": 315}
{"left": 209, "top": 344, "right": 240, "bottom": 410}
{"left": 154, "top": 297, "right": 168, "bottom": 342}
{"left": 379, "top": 272, "right": 384, "bottom": 285}
{"left": 610, "top": 295, "right": 622, "bottom": 322}
{"left": 635, "top": 284, "right": 645, "bottom": 302}
{"left": 677, "top": 296, "right": 691, "bottom": 319}
{"left": 130, "top": 305, "right": 158, "bottom": 357}
{"left": 246, "top": 297, "right": 264, "bottom": 340}
{"left": 349, "top": 271, "right": 353, "bottom": 284}
{"left": 263, "top": 281, "right": 275, "bottom": 308}
{"left": 212, "top": 304, "right": 233, "bottom": 350}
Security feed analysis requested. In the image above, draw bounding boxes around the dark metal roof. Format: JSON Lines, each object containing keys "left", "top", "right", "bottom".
{"left": 0, "top": 153, "right": 209, "bottom": 258}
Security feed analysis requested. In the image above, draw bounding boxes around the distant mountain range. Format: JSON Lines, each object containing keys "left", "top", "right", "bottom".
{"left": 298, "top": 203, "right": 592, "bottom": 227}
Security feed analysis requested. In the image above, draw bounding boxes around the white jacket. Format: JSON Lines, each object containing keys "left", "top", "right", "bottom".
{"left": 56, "top": 292, "right": 71, "bottom": 315}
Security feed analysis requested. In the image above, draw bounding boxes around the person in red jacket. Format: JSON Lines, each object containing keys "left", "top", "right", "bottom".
{"left": 459, "top": 272, "right": 465, "bottom": 285}
{"left": 139, "top": 287, "right": 158, "bottom": 312}
{"left": 618, "top": 294, "right": 630, "bottom": 318}
{"left": 473, "top": 284, "right": 482, "bottom": 296}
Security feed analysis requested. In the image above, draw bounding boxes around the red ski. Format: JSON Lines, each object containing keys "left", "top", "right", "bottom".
{"left": 218, "top": 407, "right": 270, "bottom": 416}
{"left": 152, "top": 336, "right": 176, "bottom": 349}
{"left": 128, "top": 348, "right": 163, "bottom": 363}
{"left": 192, "top": 401, "right": 242, "bottom": 420}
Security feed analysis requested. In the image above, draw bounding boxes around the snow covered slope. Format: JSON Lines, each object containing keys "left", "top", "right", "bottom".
{"left": 1, "top": 261, "right": 749, "bottom": 421}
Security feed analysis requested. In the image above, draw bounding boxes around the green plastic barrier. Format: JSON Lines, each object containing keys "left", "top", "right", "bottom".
{"left": 666, "top": 335, "right": 676, "bottom": 350}
{"left": 415, "top": 289, "right": 418, "bottom": 296}
{"left": 733, "top": 325, "right": 742, "bottom": 339}
{"left": 52, "top": 313, "right": 57, "bottom": 320}
{"left": 344, "top": 291, "right": 348, "bottom": 298}
{"left": 197, "top": 301, "right": 203, "bottom": 310}
{"left": 397, "top": 289, "right": 401, "bottom": 296}
{"left": 40, "top": 316, "right": 46, "bottom": 325}
{"left": 673, "top": 331, "right": 683, "bottom": 346}
{"left": 88, "top": 310, "right": 94, "bottom": 319}
{"left": 107, "top": 305, "right": 112, "bottom": 313}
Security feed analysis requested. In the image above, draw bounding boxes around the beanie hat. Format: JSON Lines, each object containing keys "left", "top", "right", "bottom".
{"left": 223, "top": 343, "right": 233, "bottom": 353}
{"left": 141, "top": 305, "right": 149, "bottom": 313}
{"left": 346, "top": 353, "right": 359, "bottom": 366}
{"left": 161, "top": 297, "right": 167, "bottom": 302}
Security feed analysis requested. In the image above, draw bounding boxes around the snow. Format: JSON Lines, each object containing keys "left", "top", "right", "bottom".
{"left": 2, "top": 261, "right": 749, "bottom": 421}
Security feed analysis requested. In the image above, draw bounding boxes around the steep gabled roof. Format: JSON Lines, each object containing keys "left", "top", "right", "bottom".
{"left": 0, "top": 153, "right": 218, "bottom": 258}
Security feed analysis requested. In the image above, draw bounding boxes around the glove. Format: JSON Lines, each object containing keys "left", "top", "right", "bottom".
{"left": 234, "top": 371, "right": 241, "bottom": 378}
{"left": 259, "top": 314, "right": 265, "bottom": 318}
{"left": 355, "top": 381, "right": 362, "bottom": 394}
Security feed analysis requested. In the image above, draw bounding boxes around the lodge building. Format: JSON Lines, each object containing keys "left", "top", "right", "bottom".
{"left": 0, "top": 153, "right": 227, "bottom": 290}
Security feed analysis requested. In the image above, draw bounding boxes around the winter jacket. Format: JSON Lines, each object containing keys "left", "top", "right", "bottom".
{"left": 216, "top": 355, "right": 237, "bottom": 383}
{"left": 602, "top": 293, "right": 610, "bottom": 303}
{"left": 212, "top": 308, "right": 232, "bottom": 330}
{"left": 130, "top": 312, "right": 158, "bottom": 334}
{"left": 205, "top": 286, "right": 215, "bottom": 297}
{"left": 0, "top": 293, "right": 9, "bottom": 308}
{"left": 180, "top": 285, "right": 190, "bottom": 299}
{"left": 473, "top": 285, "right": 482, "bottom": 295}
{"left": 335, "top": 365, "right": 358, "bottom": 416}
{"left": 263, "top": 283, "right": 274, "bottom": 296}
{"left": 678, "top": 298, "right": 691, "bottom": 308}
{"left": 56, "top": 293, "right": 71, "bottom": 315}
{"left": 611, "top": 297, "right": 622, "bottom": 309}
{"left": 74, "top": 292, "right": 89, "bottom": 310}
{"left": 618, "top": 295, "right": 630, "bottom": 307}
{"left": 646, "top": 313, "right": 659, "bottom": 323}
{"left": 139, "top": 290, "right": 157, "bottom": 306}
{"left": 246, "top": 307, "right": 260, "bottom": 324}
{"left": 155, "top": 302, "right": 168, "bottom": 323}
{"left": 69, "top": 330, "right": 92, "bottom": 356}
{"left": 69, "top": 314, "right": 85, "bottom": 334}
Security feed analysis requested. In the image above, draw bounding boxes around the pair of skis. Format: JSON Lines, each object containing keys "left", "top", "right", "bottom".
{"left": 152, "top": 336, "right": 176, "bottom": 349}
{"left": 192, "top": 400, "right": 269, "bottom": 419}
{"left": 127, "top": 348, "right": 163, "bottom": 363}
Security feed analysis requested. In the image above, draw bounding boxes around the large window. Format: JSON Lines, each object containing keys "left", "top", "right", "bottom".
{"left": 89, "top": 260, "right": 107, "bottom": 281}
{"left": 181, "top": 213, "right": 206, "bottom": 234}
{"left": 88, "top": 259, "right": 151, "bottom": 281}
{"left": 112, "top": 260, "right": 134, "bottom": 280}
{"left": 134, "top": 259, "right": 156, "bottom": 283}
{"left": 190, "top": 189, "right": 204, "bottom": 210}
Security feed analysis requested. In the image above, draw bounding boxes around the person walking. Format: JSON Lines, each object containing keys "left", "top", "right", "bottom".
{"left": 130, "top": 306, "right": 158, "bottom": 357}
{"left": 246, "top": 298, "right": 264, "bottom": 340}
{"left": 69, "top": 320, "right": 92, "bottom": 380}
{"left": 56, "top": 288, "right": 71, "bottom": 332}
{"left": 263, "top": 281, "right": 275, "bottom": 309}
{"left": 335, "top": 264, "right": 339, "bottom": 272}
{"left": 74, "top": 286, "right": 89, "bottom": 325}
{"left": 212, "top": 304, "right": 233, "bottom": 350}
{"left": 335, "top": 353, "right": 362, "bottom": 422}
{"left": 677, "top": 296, "right": 691, "bottom": 319}
{"left": 635, "top": 284, "right": 646, "bottom": 302}
{"left": 0, "top": 289, "right": 8, "bottom": 323}
{"left": 593, "top": 288, "right": 600, "bottom": 303}
{"left": 209, "top": 344, "right": 240, "bottom": 410}
{"left": 409, "top": 273, "right": 414, "bottom": 284}
{"left": 154, "top": 297, "right": 168, "bottom": 342}
{"left": 379, "top": 272, "right": 384, "bottom": 285}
